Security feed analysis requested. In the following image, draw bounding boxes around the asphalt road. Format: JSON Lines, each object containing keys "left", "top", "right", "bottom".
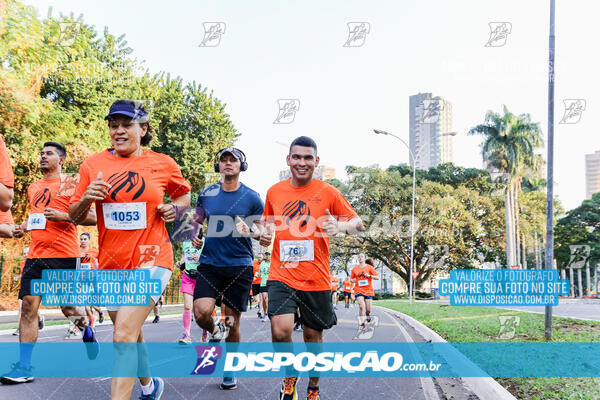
{"left": 0, "top": 305, "right": 467, "bottom": 400}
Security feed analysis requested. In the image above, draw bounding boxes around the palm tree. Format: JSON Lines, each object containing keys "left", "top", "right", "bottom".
{"left": 469, "top": 105, "right": 543, "bottom": 267}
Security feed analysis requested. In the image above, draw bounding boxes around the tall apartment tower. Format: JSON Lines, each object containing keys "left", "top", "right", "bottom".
{"left": 585, "top": 151, "right": 600, "bottom": 199}
{"left": 409, "top": 93, "right": 454, "bottom": 170}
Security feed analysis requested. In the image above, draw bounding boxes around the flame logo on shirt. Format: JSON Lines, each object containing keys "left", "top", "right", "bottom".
{"left": 282, "top": 200, "right": 310, "bottom": 227}
{"left": 107, "top": 171, "right": 146, "bottom": 201}
{"left": 34, "top": 188, "right": 51, "bottom": 208}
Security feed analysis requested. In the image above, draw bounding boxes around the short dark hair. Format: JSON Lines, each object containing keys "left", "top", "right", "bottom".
{"left": 80, "top": 232, "right": 91, "bottom": 239}
{"left": 365, "top": 258, "right": 375, "bottom": 267}
{"left": 289, "top": 136, "right": 317, "bottom": 154}
{"left": 43, "top": 141, "right": 67, "bottom": 158}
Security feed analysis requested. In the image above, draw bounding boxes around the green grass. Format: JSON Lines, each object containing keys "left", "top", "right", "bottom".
{"left": 375, "top": 300, "right": 600, "bottom": 400}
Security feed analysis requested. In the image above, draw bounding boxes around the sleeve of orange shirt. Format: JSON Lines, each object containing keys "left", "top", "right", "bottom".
{"left": 70, "top": 161, "right": 92, "bottom": 204}
{"left": 330, "top": 188, "right": 358, "bottom": 222}
{"left": 166, "top": 156, "right": 191, "bottom": 198}
{"left": 0, "top": 135, "right": 14, "bottom": 189}
{"left": 350, "top": 268, "right": 356, "bottom": 281}
{"left": 262, "top": 191, "right": 274, "bottom": 222}
{"left": 369, "top": 265, "right": 378, "bottom": 278}
{"left": 0, "top": 209, "right": 13, "bottom": 224}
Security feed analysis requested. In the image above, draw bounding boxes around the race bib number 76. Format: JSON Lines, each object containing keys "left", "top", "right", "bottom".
{"left": 280, "top": 240, "right": 314, "bottom": 262}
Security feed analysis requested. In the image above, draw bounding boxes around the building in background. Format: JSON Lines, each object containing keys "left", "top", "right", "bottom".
{"left": 279, "top": 165, "right": 335, "bottom": 181}
{"left": 586, "top": 151, "right": 600, "bottom": 199}
{"left": 409, "top": 92, "right": 454, "bottom": 170}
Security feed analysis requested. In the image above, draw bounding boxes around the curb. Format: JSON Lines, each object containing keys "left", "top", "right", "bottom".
{"left": 376, "top": 306, "right": 516, "bottom": 400}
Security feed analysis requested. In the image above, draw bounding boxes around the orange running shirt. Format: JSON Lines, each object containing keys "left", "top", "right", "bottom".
{"left": 0, "top": 135, "right": 14, "bottom": 189}
{"left": 330, "top": 276, "right": 339, "bottom": 290}
{"left": 71, "top": 149, "right": 191, "bottom": 270}
{"left": 351, "top": 264, "right": 378, "bottom": 296}
{"left": 263, "top": 178, "right": 358, "bottom": 291}
{"left": 252, "top": 259, "right": 262, "bottom": 285}
{"left": 342, "top": 278, "right": 354, "bottom": 292}
{"left": 80, "top": 247, "right": 99, "bottom": 269}
{"left": 27, "top": 177, "right": 79, "bottom": 259}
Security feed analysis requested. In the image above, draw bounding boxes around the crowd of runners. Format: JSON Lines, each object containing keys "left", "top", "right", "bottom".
{"left": 0, "top": 99, "right": 387, "bottom": 400}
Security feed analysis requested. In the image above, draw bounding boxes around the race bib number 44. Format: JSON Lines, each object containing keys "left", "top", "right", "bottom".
{"left": 27, "top": 213, "right": 47, "bottom": 230}
{"left": 280, "top": 240, "right": 314, "bottom": 262}
{"left": 103, "top": 203, "right": 147, "bottom": 230}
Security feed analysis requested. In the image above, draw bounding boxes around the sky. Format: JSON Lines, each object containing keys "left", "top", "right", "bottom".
{"left": 24, "top": 0, "right": 600, "bottom": 211}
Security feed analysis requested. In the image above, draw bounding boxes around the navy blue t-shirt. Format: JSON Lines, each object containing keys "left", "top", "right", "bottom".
{"left": 197, "top": 182, "right": 264, "bottom": 267}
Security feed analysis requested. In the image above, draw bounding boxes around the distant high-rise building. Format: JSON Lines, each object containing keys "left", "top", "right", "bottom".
{"left": 409, "top": 92, "right": 454, "bottom": 170}
{"left": 279, "top": 165, "right": 335, "bottom": 181}
{"left": 585, "top": 151, "right": 600, "bottom": 199}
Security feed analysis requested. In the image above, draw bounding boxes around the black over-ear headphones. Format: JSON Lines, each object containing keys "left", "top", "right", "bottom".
{"left": 214, "top": 147, "right": 248, "bottom": 173}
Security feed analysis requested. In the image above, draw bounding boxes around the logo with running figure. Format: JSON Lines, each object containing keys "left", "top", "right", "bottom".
{"left": 485, "top": 22, "right": 512, "bottom": 47}
{"left": 559, "top": 99, "right": 586, "bottom": 124}
{"left": 191, "top": 345, "right": 223, "bottom": 375}
{"left": 343, "top": 22, "right": 371, "bottom": 47}
{"left": 199, "top": 22, "right": 226, "bottom": 47}
{"left": 282, "top": 200, "right": 311, "bottom": 228}
{"left": 273, "top": 99, "right": 300, "bottom": 124}
{"left": 107, "top": 171, "right": 146, "bottom": 201}
{"left": 34, "top": 188, "right": 51, "bottom": 208}
{"left": 137, "top": 245, "right": 160, "bottom": 268}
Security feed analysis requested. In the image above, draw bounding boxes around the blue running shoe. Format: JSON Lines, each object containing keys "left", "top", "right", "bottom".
{"left": 0, "top": 363, "right": 34, "bottom": 385}
{"left": 139, "top": 377, "right": 164, "bottom": 400}
{"left": 82, "top": 326, "right": 99, "bottom": 360}
{"left": 220, "top": 376, "right": 237, "bottom": 390}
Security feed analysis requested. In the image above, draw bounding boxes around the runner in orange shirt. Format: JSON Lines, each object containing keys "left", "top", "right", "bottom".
{"left": 1, "top": 142, "right": 97, "bottom": 385}
{"left": 252, "top": 253, "right": 264, "bottom": 318}
{"left": 330, "top": 274, "right": 340, "bottom": 310}
{"left": 0, "top": 133, "right": 15, "bottom": 236}
{"left": 0, "top": 133, "right": 14, "bottom": 212}
{"left": 341, "top": 275, "right": 354, "bottom": 309}
{"left": 79, "top": 232, "right": 104, "bottom": 326}
{"left": 69, "top": 99, "right": 191, "bottom": 400}
{"left": 0, "top": 209, "right": 14, "bottom": 238}
{"left": 260, "top": 136, "right": 364, "bottom": 400}
{"left": 351, "top": 254, "right": 379, "bottom": 330}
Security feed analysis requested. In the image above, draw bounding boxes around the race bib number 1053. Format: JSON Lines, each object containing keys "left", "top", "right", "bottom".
{"left": 103, "top": 202, "right": 147, "bottom": 230}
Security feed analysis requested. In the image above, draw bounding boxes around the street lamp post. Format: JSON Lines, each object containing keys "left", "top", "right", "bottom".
{"left": 374, "top": 129, "right": 457, "bottom": 304}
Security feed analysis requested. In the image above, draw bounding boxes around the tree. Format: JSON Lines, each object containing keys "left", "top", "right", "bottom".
{"left": 330, "top": 166, "right": 506, "bottom": 291}
{"left": 468, "top": 105, "right": 543, "bottom": 268}
{"left": 555, "top": 193, "right": 600, "bottom": 270}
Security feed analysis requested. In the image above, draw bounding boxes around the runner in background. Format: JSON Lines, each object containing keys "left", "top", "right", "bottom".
{"left": 330, "top": 274, "right": 340, "bottom": 310}
{"left": 79, "top": 232, "right": 103, "bottom": 325}
{"left": 259, "top": 251, "right": 270, "bottom": 322}
{"left": 260, "top": 136, "right": 364, "bottom": 400}
{"left": 152, "top": 296, "right": 163, "bottom": 323}
{"left": 175, "top": 239, "right": 204, "bottom": 343}
{"left": 12, "top": 248, "right": 44, "bottom": 336}
{"left": 69, "top": 99, "right": 191, "bottom": 400}
{"left": 351, "top": 254, "right": 379, "bottom": 329}
{"left": 1, "top": 142, "right": 97, "bottom": 385}
{"left": 252, "top": 253, "right": 264, "bottom": 318}
{"left": 342, "top": 275, "right": 354, "bottom": 309}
